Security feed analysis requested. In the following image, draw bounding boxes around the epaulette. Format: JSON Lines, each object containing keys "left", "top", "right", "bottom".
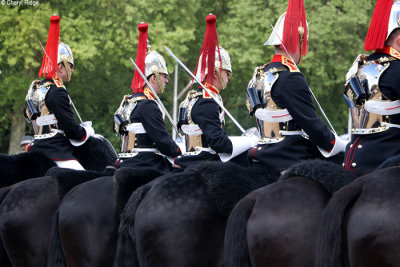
{"left": 269, "top": 66, "right": 288, "bottom": 74}
{"left": 281, "top": 57, "right": 299, "bottom": 72}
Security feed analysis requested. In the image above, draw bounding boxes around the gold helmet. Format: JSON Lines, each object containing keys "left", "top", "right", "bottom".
{"left": 145, "top": 50, "right": 168, "bottom": 78}
{"left": 195, "top": 46, "right": 232, "bottom": 80}
{"left": 194, "top": 14, "right": 232, "bottom": 89}
{"left": 58, "top": 42, "right": 74, "bottom": 81}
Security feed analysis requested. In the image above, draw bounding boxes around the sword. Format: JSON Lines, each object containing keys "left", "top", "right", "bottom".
{"left": 129, "top": 58, "right": 183, "bottom": 139}
{"left": 38, "top": 40, "right": 84, "bottom": 123}
{"left": 164, "top": 46, "right": 245, "bottom": 133}
{"left": 269, "top": 25, "right": 337, "bottom": 135}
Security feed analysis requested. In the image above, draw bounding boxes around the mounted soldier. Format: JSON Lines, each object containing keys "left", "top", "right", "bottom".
{"left": 174, "top": 14, "right": 258, "bottom": 168}
{"left": 24, "top": 15, "right": 95, "bottom": 170}
{"left": 113, "top": 22, "right": 181, "bottom": 173}
{"left": 246, "top": 0, "right": 347, "bottom": 172}
{"left": 343, "top": 0, "right": 400, "bottom": 174}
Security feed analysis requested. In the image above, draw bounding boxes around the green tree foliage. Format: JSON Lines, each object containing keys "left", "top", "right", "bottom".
{"left": 0, "top": 0, "right": 376, "bottom": 153}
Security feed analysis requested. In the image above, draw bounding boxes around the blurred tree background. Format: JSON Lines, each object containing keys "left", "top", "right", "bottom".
{"left": 0, "top": 0, "right": 375, "bottom": 154}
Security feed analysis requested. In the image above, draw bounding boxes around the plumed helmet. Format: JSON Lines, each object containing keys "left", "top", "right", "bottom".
{"left": 145, "top": 50, "right": 168, "bottom": 78}
{"left": 264, "top": 0, "right": 308, "bottom": 57}
{"left": 195, "top": 46, "right": 232, "bottom": 81}
{"left": 364, "top": 0, "right": 400, "bottom": 51}
{"left": 58, "top": 42, "right": 74, "bottom": 66}
{"left": 194, "top": 14, "right": 232, "bottom": 86}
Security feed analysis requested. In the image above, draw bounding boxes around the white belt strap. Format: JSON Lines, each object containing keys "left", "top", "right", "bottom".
{"left": 381, "top": 122, "right": 400, "bottom": 129}
{"left": 255, "top": 108, "right": 293, "bottom": 123}
{"left": 133, "top": 148, "right": 160, "bottom": 153}
{"left": 279, "top": 130, "right": 306, "bottom": 136}
{"left": 125, "top": 123, "right": 146, "bottom": 134}
{"left": 364, "top": 100, "right": 400, "bottom": 115}
{"left": 36, "top": 114, "right": 58, "bottom": 126}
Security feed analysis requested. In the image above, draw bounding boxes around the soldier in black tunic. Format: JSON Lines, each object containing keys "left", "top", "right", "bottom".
{"left": 174, "top": 14, "right": 259, "bottom": 169}
{"left": 25, "top": 15, "right": 94, "bottom": 170}
{"left": 343, "top": 0, "right": 400, "bottom": 174}
{"left": 246, "top": 1, "right": 347, "bottom": 172}
{"left": 114, "top": 23, "right": 181, "bottom": 173}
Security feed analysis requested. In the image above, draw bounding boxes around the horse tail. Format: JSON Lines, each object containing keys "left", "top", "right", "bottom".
{"left": 0, "top": 186, "right": 12, "bottom": 267}
{"left": 114, "top": 183, "right": 153, "bottom": 267}
{"left": 46, "top": 208, "right": 66, "bottom": 267}
{"left": 316, "top": 178, "right": 365, "bottom": 267}
{"left": 224, "top": 196, "right": 256, "bottom": 267}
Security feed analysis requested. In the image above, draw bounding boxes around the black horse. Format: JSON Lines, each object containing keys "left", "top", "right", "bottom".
{"left": 316, "top": 159, "right": 400, "bottom": 267}
{"left": 47, "top": 167, "right": 164, "bottom": 267}
{"left": 0, "top": 135, "right": 117, "bottom": 267}
{"left": 224, "top": 160, "right": 357, "bottom": 267}
{"left": 0, "top": 151, "right": 56, "bottom": 187}
{"left": 114, "top": 161, "right": 280, "bottom": 267}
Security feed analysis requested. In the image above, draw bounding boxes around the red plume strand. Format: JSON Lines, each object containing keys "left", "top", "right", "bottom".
{"left": 194, "top": 14, "right": 222, "bottom": 85}
{"left": 131, "top": 22, "right": 148, "bottom": 93}
{"left": 38, "top": 15, "right": 60, "bottom": 78}
{"left": 282, "top": 0, "right": 308, "bottom": 56}
{"left": 364, "top": 0, "right": 393, "bottom": 51}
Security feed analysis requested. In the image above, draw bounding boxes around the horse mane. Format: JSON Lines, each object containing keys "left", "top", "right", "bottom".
{"left": 72, "top": 136, "right": 117, "bottom": 171}
{"left": 187, "top": 161, "right": 280, "bottom": 217}
{"left": 0, "top": 151, "right": 56, "bottom": 187}
{"left": 280, "top": 159, "right": 358, "bottom": 194}
{"left": 53, "top": 168, "right": 114, "bottom": 200}
{"left": 115, "top": 167, "right": 164, "bottom": 215}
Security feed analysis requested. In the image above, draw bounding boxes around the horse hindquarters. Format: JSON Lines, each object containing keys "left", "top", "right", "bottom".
{"left": 224, "top": 196, "right": 256, "bottom": 267}
{"left": 346, "top": 168, "right": 400, "bottom": 267}
{"left": 244, "top": 177, "right": 330, "bottom": 267}
{"left": 0, "top": 177, "right": 59, "bottom": 267}
{"left": 57, "top": 176, "right": 117, "bottom": 267}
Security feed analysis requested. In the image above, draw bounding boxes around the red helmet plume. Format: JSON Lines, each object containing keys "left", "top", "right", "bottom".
{"left": 38, "top": 15, "right": 60, "bottom": 79}
{"left": 131, "top": 22, "right": 148, "bottom": 93}
{"left": 364, "top": 0, "right": 393, "bottom": 51}
{"left": 194, "top": 14, "right": 222, "bottom": 85}
{"left": 282, "top": 0, "right": 308, "bottom": 56}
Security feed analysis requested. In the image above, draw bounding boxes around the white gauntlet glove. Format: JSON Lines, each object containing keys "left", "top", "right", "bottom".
{"left": 70, "top": 121, "right": 95, "bottom": 146}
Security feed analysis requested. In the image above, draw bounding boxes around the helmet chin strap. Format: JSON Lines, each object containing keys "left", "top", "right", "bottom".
{"left": 154, "top": 72, "right": 165, "bottom": 93}
{"left": 215, "top": 68, "right": 226, "bottom": 90}
{"left": 62, "top": 60, "right": 72, "bottom": 82}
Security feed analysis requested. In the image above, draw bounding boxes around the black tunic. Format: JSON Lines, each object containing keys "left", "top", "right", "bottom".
{"left": 118, "top": 93, "right": 181, "bottom": 173}
{"left": 344, "top": 51, "right": 400, "bottom": 174}
{"left": 249, "top": 56, "right": 335, "bottom": 171}
{"left": 174, "top": 87, "right": 233, "bottom": 168}
{"left": 30, "top": 79, "right": 85, "bottom": 161}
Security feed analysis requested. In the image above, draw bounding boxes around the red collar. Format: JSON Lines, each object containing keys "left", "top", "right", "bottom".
{"left": 202, "top": 82, "right": 220, "bottom": 98}
{"left": 375, "top": 46, "right": 400, "bottom": 60}
{"left": 143, "top": 88, "right": 155, "bottom": 100}
{"left": 270, "top": 55, "right": 298, "bottom": 72}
